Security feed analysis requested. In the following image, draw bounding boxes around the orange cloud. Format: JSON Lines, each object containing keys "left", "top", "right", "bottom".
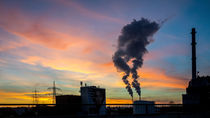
{"left": 101, "top": 62, "right": 114, "bottom": 67}
{"left": 106, "top": 98, "right": 132, "bottom": 104}
{"left": 21, "top": 56, "right": 96, "bottom": 74}
{"left": 0, "top": 10, "right": 84, "bottom": 50}
{"left": 0, "top": 4, "right": 112, "bottom": 54}
{"left": 0, "top": 7, "right": 67, "bottom": 50}
{"left": 20, "top": 54, "right": 187, "bottom": 90}
{"left": 140, "top": 68, "right": 185, "bottom": 83}
{"left": 0, "top": 90, "right": 52, "bottom": 104}
{"left": 107, "top": 62, "right": 187, "bottom": 89}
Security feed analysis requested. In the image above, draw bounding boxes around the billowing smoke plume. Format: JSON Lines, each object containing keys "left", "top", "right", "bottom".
{"left": 113, "top": 18, "right": 160, "bottom": 99}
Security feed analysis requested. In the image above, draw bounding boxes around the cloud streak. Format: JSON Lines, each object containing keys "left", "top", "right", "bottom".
{"left": 57, "top": 0, "right": 126, "bottom": 24}
{"left": 0, "top": 5, "right": 111, "bottom": 52}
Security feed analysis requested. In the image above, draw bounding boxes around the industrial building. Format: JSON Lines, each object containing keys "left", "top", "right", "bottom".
{"left": 133, "top": 100, "right": 155, "bottom": 115}
{"left": 55, "top": 83, "right": 106, "bottom": 115}
{"left": 81, "top": 85, "right": 106, "bottom": 115}
{"left": 182, "top": 28, "right": 210, "bottom": 111}
{"left": 183, "top": 76, "right": 210, "bottom": 105}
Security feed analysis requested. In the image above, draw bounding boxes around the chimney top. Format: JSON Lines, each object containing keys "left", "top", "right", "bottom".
{"left": 191, "top": 28, "right": 196, "bottom": 33}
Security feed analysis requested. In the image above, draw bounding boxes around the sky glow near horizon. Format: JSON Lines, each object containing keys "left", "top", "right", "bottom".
{"left": 0, "top": 0, "right": 210, "bottom": 104}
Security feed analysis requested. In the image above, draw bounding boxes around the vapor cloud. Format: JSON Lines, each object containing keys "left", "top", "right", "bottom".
{"left": 113, "top": 18, "right": 160, "bottom": 99}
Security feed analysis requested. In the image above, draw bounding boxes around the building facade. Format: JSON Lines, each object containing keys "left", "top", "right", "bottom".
{"left": 182, "top": 76, "right": 210, "bottom": 110}
{"left": 80, "top": 86, "right": 106, "bottom": 115}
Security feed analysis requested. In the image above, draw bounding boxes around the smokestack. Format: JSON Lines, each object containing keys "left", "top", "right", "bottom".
{"left": 191, "top": 28, "right": 196, "bottom": 80}
{"left": 80, "top": 81, "right": 83, "bottom": 87}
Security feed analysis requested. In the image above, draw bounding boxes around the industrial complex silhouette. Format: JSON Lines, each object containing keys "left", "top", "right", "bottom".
{"left": 0, "top": 28, "right": 210, "bottom": 117}
{"left": 182, "top": 28, "right": 210, "bottom": 111}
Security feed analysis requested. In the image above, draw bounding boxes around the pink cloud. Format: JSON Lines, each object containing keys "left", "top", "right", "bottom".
{"left": 0, "top": 38, "right": 28, "bottom": 51}
{"left": 56, "top": 0, "right": 126, "bottom": 24}
{"left": 0, "top": 4, "right": 113, "bottom": 56}
{"left": 144, "top": 43, "right": 188, "bottom": 61}
{"left": 0, "top": 8, "right": 78, "bottom": 50}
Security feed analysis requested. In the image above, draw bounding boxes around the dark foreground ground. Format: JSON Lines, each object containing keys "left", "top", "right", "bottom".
{"left": 5, "top": 113, "right": 209, "bottom": 118}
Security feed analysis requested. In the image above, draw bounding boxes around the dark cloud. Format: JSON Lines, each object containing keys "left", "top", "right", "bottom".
{"left": 113, "top": 18, "right": 160, "bottom": 98}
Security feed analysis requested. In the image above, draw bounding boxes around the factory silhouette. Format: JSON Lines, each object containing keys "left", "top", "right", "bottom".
{"left": 0, "top": 28, "right": 210, "bottom": 117}
{"left": 182, "top": 28, "right": 210, "bottom": 111}
{"left": 56, "top": 82, "right": 106, "bottom": 115}
{"left": 54, "top": 28, "right": 210, "bottom": 115}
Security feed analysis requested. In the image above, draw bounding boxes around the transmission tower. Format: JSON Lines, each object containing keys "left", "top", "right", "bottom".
{"left": 48, "top": 81, "right": 62, "bottom": 104}
{"left": 32, "top": 89, "right": 39, "bottom": 104}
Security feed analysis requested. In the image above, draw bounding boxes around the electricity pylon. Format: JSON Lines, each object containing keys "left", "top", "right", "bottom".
{"left": 47, "top": 81, "right": 61, "bottom": 104}
{"left": 32, "top": 89, "right": 39, "bottom": 104}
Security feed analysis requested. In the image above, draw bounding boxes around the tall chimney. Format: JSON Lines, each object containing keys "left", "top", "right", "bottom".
{"left": 191, "top": 28, "right": 196, "bottom": 80}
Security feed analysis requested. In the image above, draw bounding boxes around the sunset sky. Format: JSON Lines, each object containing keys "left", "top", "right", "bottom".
{"left": 1, "top": 0, "right": 210, "bottom": 104}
